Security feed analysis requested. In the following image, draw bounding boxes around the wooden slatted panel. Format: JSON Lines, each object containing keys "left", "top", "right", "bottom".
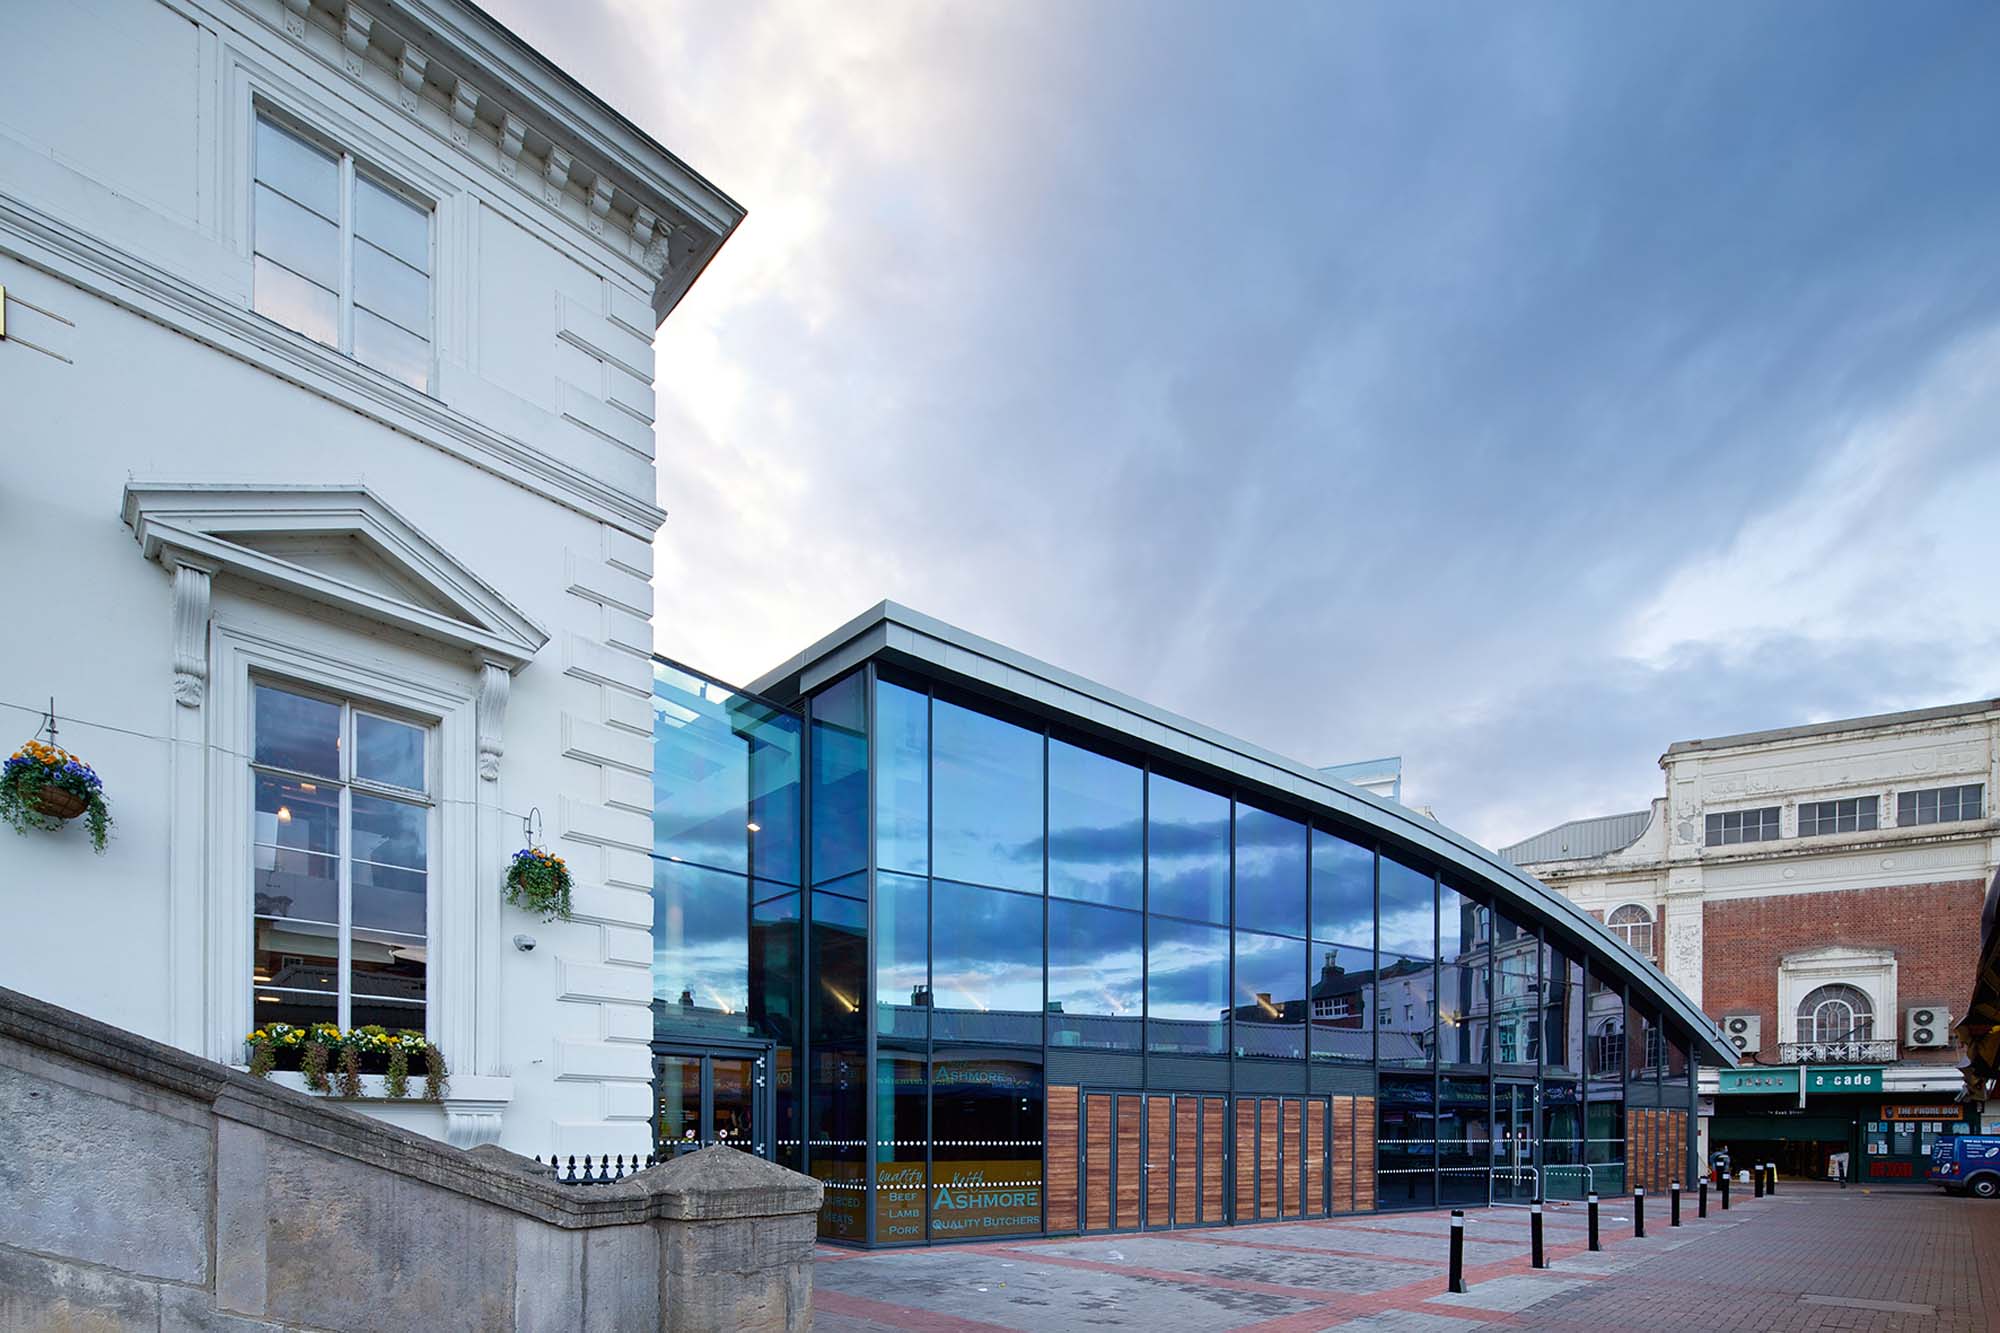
{"left": 1305, "top": 1097, "right": 1326, "bottom": 1216}
{"left": 1330, "top": 1096, "right": 1354, "bottom": 1214}
{"left": 1146, "top": 1096, "right": 1173, "bottom": 1228}
{"left": 1282, "top": 1100, "right": 1304, "bottom": 1217}
{"left": 1116, "top": 1096, "right": 1142, "bottom": 1229}
{"left": 1354, "top": 1096, "right": 1376, "bottom": 1212}
{"left": 1234, "top": 1098, "right": 1257, "bottom": 1220}
{"left": 1202, "top": 1098, "right": 1227, "bottom": 1223}
{"left": 1258, "top": 1100, "right": 1279, "bottom": 1218}
{"left": 1047, "top": 1085, "right": 1080, "bottom": 1233}
{"left": 1085, "top": 1094, "right": 1112, "bottom": 1231}
{"left": 1174, "top": 1096, "right": 1200, "bottom": 1226}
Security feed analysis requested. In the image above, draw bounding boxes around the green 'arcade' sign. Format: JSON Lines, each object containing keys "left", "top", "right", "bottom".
{"left": 1804, "top": 1066, "right": 1883, "bottom": 1093}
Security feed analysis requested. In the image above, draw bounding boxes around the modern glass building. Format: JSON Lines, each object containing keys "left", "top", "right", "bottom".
{"left": 651, "top": 604, "right": 1731, "bottom": 1244}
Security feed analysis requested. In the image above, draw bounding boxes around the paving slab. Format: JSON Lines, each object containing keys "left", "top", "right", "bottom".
{"left": 814, "top": 1183, "right": 1995, "bottom": 1331}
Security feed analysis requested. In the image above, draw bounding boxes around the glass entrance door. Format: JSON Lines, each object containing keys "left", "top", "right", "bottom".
{"left": 653, "top": 1046, "right": 773, "bottom": 1158}
{"left": 1494, "top": 1082, "right": 1538, "bottom": 1202}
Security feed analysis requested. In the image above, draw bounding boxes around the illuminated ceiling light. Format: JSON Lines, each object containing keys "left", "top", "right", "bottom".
{"left": 256, "top": 994, "right": 280, "bottom": 1003}
{"left": 746, "top": 822, "right": 761, "bottom": 832}
{"left": 276, "top": 806, "right": 293, "bottom": 823}
{"left": 299, "top": 782, "right": 316, "bottom": 792}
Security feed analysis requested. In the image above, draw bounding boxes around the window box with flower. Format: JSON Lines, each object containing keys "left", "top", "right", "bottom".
{"left": 245, "top": 1022, "right": 447, "bottom": 1101}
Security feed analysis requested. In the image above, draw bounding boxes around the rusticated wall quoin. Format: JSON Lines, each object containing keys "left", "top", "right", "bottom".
{"left": 0, "top": 985, "right": 820, "bottom": 1332}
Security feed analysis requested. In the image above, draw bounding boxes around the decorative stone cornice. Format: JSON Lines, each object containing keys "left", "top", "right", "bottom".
{"left": 260, "top": 0, "right": 744, "bottom": 322}
{"left": 0, "top": 189, "right": 666, "bottom": 537}
{"left": 123, "top": 482, "right": 549, "bottom": 672}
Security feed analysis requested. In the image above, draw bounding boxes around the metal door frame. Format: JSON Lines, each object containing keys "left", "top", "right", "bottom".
{"left": 1493, "top": 1079, "right": 1539, "bottom": 1205}
{"left": 652, "top": 1038, "right": 776, "bottom": 1158}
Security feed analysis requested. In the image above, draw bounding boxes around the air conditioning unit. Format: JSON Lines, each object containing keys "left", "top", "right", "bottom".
{"left": 1723, "top": 1014, "right": 1761, "bottom": 1055}
{"left": 1907, "top": 1006, "right": 1952, "bottom": 1049}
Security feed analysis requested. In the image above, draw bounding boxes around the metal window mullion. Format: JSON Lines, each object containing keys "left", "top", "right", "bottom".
{"left": 863, "top": 663, "right": 878, "bottom": 1246}
{"left": 337, "top": 778, "right": 353, "bottom": 1031}
{"left": 338, "top": 152, "right": 355, "bottom": 354}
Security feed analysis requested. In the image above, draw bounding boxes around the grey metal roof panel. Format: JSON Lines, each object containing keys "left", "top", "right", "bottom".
{"left": 749, "top": 601, "right": 1737, "bottom": 1067}
{"left": 1500, "top": 810, "right": 1652, "bottom": 865}
{"left": 1665, "top": 699, "right": 2000, "bottom": 756}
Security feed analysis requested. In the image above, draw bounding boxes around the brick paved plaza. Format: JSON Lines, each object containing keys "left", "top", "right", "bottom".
{"left": 813, "top": 1183, "right": 1998, "bottom": 1332}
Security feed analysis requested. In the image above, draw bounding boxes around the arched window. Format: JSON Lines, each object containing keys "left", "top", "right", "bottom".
{"left": 1607, "top": 904, "right": 1653, "bottom": 957}
{"left": 1796, "top": 983, "right": 1874, "bottom": 1044}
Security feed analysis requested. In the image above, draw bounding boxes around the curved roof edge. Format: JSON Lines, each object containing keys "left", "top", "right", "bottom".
{"left": 750, "top": 600, "right": 1737, "bottom": 1067}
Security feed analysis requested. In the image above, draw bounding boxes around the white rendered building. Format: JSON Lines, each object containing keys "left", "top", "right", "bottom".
{"left": 0, "top": 0, "right": 741, "bottom": 1155}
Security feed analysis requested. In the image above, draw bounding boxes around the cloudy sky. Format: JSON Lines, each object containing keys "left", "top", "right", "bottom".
{"left": 489, "top": 1, "right": 2000, "bottom": 849}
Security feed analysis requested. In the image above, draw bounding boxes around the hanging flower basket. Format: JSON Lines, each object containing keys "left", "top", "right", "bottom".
{"left": 1, "top": 740, "right": 112, "bottom": 852}
{"left": 504, "top": 846, "right": 575, "bottom": 922}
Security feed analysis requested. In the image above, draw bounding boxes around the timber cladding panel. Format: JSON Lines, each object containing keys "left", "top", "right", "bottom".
{"left": 1628, "top": 1107, "right": 1689, "bottom": 1194}
{"left": 1331, "top": 1096, "right": 1354, "bottom": 1213}
{"left": 1084, "top": 1094, "right": 1112, "bottom": 1230}
{"left": 1258, "top": 1100, "right": 1280, "bottom": 1217}
{"left": 1202, "top": 1097, "right": 1227, "bottom": 1222}
{"left": 1353, "top": 1095, "right": 1376, "bottom": 1210}
{"left": 1283, "top": 1100, "right": 1305, "bottom": 1218}
{"left": 1235, "top": 1099, "right": 1258, "bottom": 1218}
{"left": 1115, "top": 1096, "right": 1142, "bottom": 1228}
{"left": 1305, "top": 1098, "right": 1326, "bottom": 1215}
{"left": 1047, "top": 1085, "right": 1079, "bottom": 1233}
{"left": 1174, "top": 1097, "right": 1199, "bottom": 1225}
{"left": 1146, "top": 1097, "right": 1173, "bottom": 1227}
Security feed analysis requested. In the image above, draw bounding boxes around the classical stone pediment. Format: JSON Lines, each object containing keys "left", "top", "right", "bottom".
{"left": 122, "top": 483, "right": 548, "bottom": 670}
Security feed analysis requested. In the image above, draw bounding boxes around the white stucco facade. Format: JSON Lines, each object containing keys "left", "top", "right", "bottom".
{"left": 0, "top": 0, "right": 741, "bottom": 1155}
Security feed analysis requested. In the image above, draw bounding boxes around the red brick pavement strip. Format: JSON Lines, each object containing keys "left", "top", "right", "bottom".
{"left": 1140, "top": 1229, "right": 1455, "bottom": 1267}
{"left": 816, "top": 1288, "right": 1024, "bottom": 1332}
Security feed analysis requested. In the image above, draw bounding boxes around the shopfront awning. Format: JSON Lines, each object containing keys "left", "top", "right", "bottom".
{"left": 1954, "top": 868, "right": 2000, "bottom": 1100}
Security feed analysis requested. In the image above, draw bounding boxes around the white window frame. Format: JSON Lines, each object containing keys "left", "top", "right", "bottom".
{"left": 1795, "top": 983, "right": 1875, "bottom": 1044}
{"left": 1607, "top": 903, "right": 1654, "bottom": 957}
{"left": 249, "top": 679, "right": 437, "bottom": 1032}
{"left": 1798, "top": 795, "right": 1881, "bottom": 838}
{"left": 248, "top": 102, "right": 437, "bottom": 391}
{"left": 206, "top": 619, "right": 477, "bottom": 1065}
{"left": 1776, "top": 947, "right": 1897, "bottom": 1057}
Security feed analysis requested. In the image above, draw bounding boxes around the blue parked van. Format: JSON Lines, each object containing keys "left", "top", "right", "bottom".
{"left": 1930, "top": 1135, "right": 2000, "bottom": 1197}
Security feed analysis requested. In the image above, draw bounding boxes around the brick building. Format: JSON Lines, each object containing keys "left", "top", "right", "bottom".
{"left": 1503, "top": 700, "right": 2000, "bottom": 1181}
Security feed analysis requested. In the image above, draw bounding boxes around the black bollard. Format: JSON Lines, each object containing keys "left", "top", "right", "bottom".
{"left": 1766, "top": 1163, "right": 1777, "bottom": 1195}
{"left": 1449, "top": 1210, "right": 1468, "bottom": 1294}
{"left": 1698, "top": 1179, "right": 1708, "bottom": 1218}
{"left": 1635, "top": 1186, "right": 1646, "bottom": 1238}
{"left": 1530, "top": 1202, "right": 1547, "bottom": 1269}
{"left": 1671, "top": 1181, "right": 1681, "bottom": 1228}
{"left": 1839, "top": 1161, "right": 1847, "bottom": 1189}
{"left": 1587, "top": 1192, "right": 1601, "bottom": 1251}
{"left": 1753, "top": 1166, "right": 1763, "bottom": 1199}
{"left": 1721, "top": 1174, "right": 1731, "bottom": 1210}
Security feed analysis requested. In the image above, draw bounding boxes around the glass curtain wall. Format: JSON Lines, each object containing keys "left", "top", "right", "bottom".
{"left": 809, "top": 673, "right": 868, "bottom": 1238}
{"left": 1310, "top": 830, "right": 1375, "bottom": 1064}
{"left": 652, "top": 661, "right": 803, "bottom": 1161}
{"left": 772, "top": 662, "right": 1673, "bottom": 1238}
{"left": 870, "top": 676, "right": 1050, "bottom": 1243}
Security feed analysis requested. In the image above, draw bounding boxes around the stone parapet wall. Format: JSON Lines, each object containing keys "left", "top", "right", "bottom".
{"left": 0, "top": 985, "right": 818, "bottom": 1332}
